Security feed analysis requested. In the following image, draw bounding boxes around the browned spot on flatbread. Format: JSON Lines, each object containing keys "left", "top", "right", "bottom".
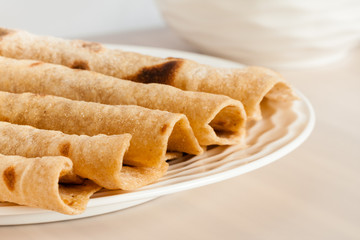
{"left": 126, "top": 60, "right": 183, "bottom": 84}
{"left": 81, "top": 41, "right": 103, "bottom": 52}
{"left": 166, "top": 57, "right": 184, "bottom": 60}
{"left": 59, "top": 142, "right": 71, "bottom": 157}
{"left": 62, "top": 198, "right": 75, "bottom": 206}
{"left": 71, "top": 60, "right": 89, "bottom": 70}
{"left": 160, "top": 124, "right": 169, "bottom": 134}
{"left": 0, "top": 28, "right": 12, "bottom": 39}
{"left": 29, "top": 61, "right": 43, "bottom": 67}
{"left": 3, "top": 166, "right": 16, "bottom": 191}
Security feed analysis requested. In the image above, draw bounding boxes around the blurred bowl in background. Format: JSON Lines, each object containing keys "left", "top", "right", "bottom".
{"left": 156, "top": 0, "right": 360, "bottom": 69}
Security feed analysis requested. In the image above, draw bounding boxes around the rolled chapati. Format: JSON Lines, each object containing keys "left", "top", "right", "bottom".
{"left": 0, "top": 121, "right": 166, "bottom": 190}
{"left": 0, "top": 91, "right": 202, "bottom": 168}
{"left": 0, "top": 154, "right": 100, "bottom": 215}
{"left": 0, "top": 28, "right": 296, "bottom": 119}
{"left": 0, "top": 56, "right": 246, "bottom": 145}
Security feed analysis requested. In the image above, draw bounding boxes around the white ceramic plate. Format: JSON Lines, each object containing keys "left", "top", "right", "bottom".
{"left": 0, "top": 45, "right": 315, "bottom": 225}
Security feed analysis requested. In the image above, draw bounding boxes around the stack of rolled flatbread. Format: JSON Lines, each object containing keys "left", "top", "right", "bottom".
{"left": 0, "top": 28, "right": 296, "bottom": 214}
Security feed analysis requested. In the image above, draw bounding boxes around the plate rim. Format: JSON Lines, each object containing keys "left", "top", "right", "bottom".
{"left": 88, "top": 88, "right": 315, "bottom": 206}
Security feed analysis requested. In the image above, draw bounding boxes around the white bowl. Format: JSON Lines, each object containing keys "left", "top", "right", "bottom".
{"left": 156, "top": 0, "right": 360, "bottom": 68}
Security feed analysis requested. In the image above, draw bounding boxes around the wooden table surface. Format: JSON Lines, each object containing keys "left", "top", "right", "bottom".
{"left": 1, "top": 28, "right": 359, "bottom": 240}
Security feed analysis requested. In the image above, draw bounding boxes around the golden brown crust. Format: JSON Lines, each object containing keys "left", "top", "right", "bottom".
{"left": 0, "top": 28, "right": 296, "bottom": 119}
{"left": 0, "top": 155, "right": 101, "bottom": 215}
{"left": 0, "top": 121, "right": 135, "bottom": 189}
{"left": 0, "top": 91, "right": 202, "bottom": 167}
{"left": 0, "top": 56, "right": 247, "bottom": 146}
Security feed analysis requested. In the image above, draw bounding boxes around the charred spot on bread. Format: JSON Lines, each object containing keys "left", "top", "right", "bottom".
{"left": 71, "top": 60, "right": 89, "bottom": 70}
{"left": 166, "top": 56, "right": 184, "bottom": 60}
{"left": 160, "top": 124, "right": 169, "bottom": 134}
{"left": 59, "top": 142, "right": 71, "bottom": 157}
{"left": 3, "top": 166, "right": 16, "bottom": 191}
{"left": 125, "top": 60, "right": 183, "bottom": 84}
{"left": 0, "top": 28, "right": 12, "bottom": 39}
{"left": 81, "top": 41, "right": 103, "bottom": 52}
{"left": 29, "top": 61, "right": 43, "bottom": 67}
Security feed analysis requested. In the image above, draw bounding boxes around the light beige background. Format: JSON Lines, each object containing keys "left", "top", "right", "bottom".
{"left": 0, "top": 0, "right": 164, "bottom": 37}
